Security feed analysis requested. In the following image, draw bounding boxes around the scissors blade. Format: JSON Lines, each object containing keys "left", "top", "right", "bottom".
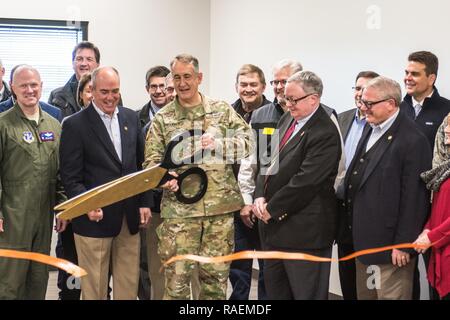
{"left": 56, "top": 165, "right": 167, "bottom": 220}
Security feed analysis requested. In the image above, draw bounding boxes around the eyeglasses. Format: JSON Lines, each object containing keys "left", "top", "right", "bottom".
{"left": 149, "top": 84, "right": 165, "bottom": 92}
{"left": 285, "top": 93, "right": 316, "bottom": 105}
{"left": 360, "top": 98, "right": 393, "bottom": 109}
{"left": 270, "top": 79, "right": 287, "bottom": 87}
{"left": 165, "top": 87, "right": 175, "bottom": 94}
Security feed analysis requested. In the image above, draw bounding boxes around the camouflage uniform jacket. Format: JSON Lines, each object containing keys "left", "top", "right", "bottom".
{"left": 144, "top": 94, "right": 253, "bottom": 219}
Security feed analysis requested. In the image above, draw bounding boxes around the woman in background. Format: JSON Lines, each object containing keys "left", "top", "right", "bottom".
{"left": 415, "top": 113, "right": 450, "bottom": 300}
{"left": 77, "top": 73, "right": 93, "bottom": 108}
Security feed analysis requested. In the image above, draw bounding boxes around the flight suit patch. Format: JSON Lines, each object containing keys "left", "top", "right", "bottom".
{"left": 39, "top": 131, "right": 55, "bottom": 142}
{"left": 23, "top": 131, "right": 34, "bottom": 144}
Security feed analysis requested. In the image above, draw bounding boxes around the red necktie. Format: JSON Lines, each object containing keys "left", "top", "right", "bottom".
{"left": 279, "top": 120, "right": 297, "bottom": 151}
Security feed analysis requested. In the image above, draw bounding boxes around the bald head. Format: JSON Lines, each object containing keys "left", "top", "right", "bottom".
{"left": 11, "top": 65, "right": 42, "bottom": 111}
{"left": 91, "top": 66, "right": 120, "bottom": 90}
{"left": 91, "top": 66, "right": 121, "bottom": 116}
{"left": 12, "top": 65, "right": 41, "bottom": 85}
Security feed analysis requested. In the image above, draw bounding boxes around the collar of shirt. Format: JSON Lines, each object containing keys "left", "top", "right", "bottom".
{"left": 370, "top": 109, "right": 399, "bottom": 132}
{"left": 149, "top": 101, "right": 161, "bottom": 118}
{"left": 290, "top": 105, "right": 320, "bottom": 139}
{"left": 412, "top": 90, "right": 434, "bottom": 107}
{"left": 0, "top": 85, "right": 4, "bottom": 100}
{"left": 92, "top": 102, "right": 119, "bottom": 119}
{"left": 354, "top": 109, "right": 366, "bottom": 123}
{"left": 174, "top": 93, "right": 208, "bottom": 120}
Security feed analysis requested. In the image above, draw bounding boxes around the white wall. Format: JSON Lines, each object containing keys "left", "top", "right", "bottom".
{"left": 210, "top": 0, "right": 450, "bottom": 112}
{"left": 2, "top": 0, "right": 210, "bottom": 109}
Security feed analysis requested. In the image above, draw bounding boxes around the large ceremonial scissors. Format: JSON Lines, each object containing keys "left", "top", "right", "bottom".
{"left": 55, "top": 130, "right": 207, "bottom": 220}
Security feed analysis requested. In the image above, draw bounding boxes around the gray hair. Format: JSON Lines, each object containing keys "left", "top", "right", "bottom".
{"left": 364, "top": 76, "right": 402, "bottom": 107}
{"left": 0, "top": 58, "right": 3, "bottom": 68}
{"left": 91, "top": 66, "right": 120, "bottom": 89}
{"left": 170, "top": 54, "right": 199, "bottom": 73}
{"left": 165, "top": 72, "right": 173, "bottom": 84}
{"left": 287, "top": 71, "right": 323, "bottom": 97}
{"left": 272, "top": 59, "right": 303, "bottom": 75}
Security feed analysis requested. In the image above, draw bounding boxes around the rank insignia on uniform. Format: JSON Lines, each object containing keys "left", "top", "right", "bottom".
{"left": 23, "top": 131, "right": 34, "bottom": 144}
{"left": 39, "top": 131, "right": 55, "bottom": 142}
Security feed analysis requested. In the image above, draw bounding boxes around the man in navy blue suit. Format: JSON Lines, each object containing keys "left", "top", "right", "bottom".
{"left": 59, "top": 66, "right": 152, "bottom": 300}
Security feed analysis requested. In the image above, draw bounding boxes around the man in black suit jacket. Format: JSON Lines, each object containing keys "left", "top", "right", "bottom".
{"left": 345, "top": 76, "right": 431, "bottom": 299}
{"left": 336, "top": 70, "right": 379, "bottom": 300}
{"left": 60, "top": 67, "right": 152, "bottom": 300}
{"left": 254, "top": 71, "right": 341, "bottom": 300}
{"left": 401, "top": 51, "right": 450, "bottom": 151}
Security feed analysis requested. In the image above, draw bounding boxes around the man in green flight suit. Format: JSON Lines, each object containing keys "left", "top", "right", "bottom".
{"left": 0, "top": 65, "right": 67, "bottom": 299}
{"left": 144, "top": 54, "right": 254, "bottom": 300}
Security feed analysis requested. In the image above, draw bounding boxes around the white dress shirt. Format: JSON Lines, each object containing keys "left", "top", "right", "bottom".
{"left": 93, "top": 103, "right": 122, "bottom": 161}
{"left": 366, "top": 109, "right": 399, "bottom": 152}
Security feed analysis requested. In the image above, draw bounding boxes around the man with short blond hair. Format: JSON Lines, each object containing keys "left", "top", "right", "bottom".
{"left": 0, "top": 65, "right": 66, "bottom": 299}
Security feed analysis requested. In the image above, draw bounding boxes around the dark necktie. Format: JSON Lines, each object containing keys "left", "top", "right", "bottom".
{"left": 279, "top": 120, "right": 297, "bottom": 151}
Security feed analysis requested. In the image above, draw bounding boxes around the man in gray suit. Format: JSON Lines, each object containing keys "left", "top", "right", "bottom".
{"left": 336, "top": 70, "right": 379, "bottom": 300}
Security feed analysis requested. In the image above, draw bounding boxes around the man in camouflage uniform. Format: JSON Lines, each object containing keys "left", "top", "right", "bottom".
{"left": 0, "top": 65, "right": 66, "bottom": 299}
{"left": 144, "top": 54, "right": 253, "bottom": 300}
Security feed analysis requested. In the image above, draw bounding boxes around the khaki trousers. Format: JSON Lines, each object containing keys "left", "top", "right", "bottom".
{"left": 74, "top": 217, "right": 140, "bottom": 300}
{"left": 355, "top": 257, "right": 416, "bottom": 300}
{"left": 145, "top": 214, "right": 165, "bottom": 300}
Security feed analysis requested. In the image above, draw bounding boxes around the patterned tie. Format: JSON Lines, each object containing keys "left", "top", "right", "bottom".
{"left": 414, "top": 103, "right": 422, "bottom": 119}
{"left": 279, "top": 120, "right": 297, "bottom": 151}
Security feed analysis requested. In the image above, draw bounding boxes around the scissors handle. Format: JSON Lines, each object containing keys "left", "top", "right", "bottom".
{"left": 160, "top": 129, "right": 205, "bottom": 169}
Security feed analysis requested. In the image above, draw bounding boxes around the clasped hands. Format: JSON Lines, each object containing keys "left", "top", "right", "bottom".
{"left": 87, "top": 207, "right": 152, "bottom": 228}
{"left": 240, "top": 197, "right": 271, "bottom": 226}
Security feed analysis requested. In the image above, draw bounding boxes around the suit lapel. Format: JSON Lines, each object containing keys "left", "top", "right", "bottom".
{"left": 358, "top": 113, "right": 402, "bottom": 190}
{"left": 344, "top": 123, "right": 371, "bottom": 190}
{"left": 342, "top": 112, "right": 355, "bottom": 141}
{"left": 278, "top": 107, "right": 324, "bottom": 162}
{"left": 86, "top": 105, "right": 122, "bottom": 165}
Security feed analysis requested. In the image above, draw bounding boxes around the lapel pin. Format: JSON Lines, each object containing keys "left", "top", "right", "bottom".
{"left": 300, "top": 131, "right": 305, "bottom": 137}
{"left": 124, "top": 126, "right": 128, "bottom": 131}
{"left": 388, "top": 135, "right": 392, "bottom": 141}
